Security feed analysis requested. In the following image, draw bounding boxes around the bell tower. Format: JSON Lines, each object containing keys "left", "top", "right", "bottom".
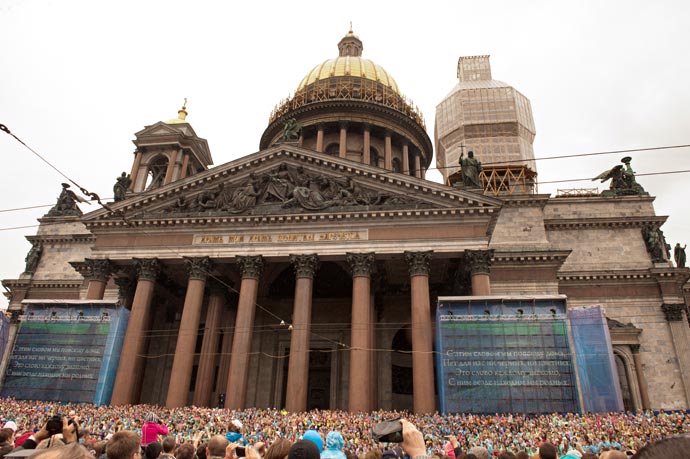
{"left": 128, "top": 100, "right": 213, "bottom": 193}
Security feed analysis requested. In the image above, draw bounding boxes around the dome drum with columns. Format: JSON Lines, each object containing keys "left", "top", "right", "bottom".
{"left": 260, "top": 28, "right": 432, "bottom": 178}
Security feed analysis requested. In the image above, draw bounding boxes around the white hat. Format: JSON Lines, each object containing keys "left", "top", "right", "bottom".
{"left": 231, "top": 419, "right": 243, "bottom": 429}
{"left": 3, "top": 421, "right": 17, "bottom": 432}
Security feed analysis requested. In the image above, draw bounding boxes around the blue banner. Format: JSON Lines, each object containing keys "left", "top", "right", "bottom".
{"left": 568, "top": 306, "right": 623, "bottom": 413}
{"left": 436, "top": 297, "right": 579, "bottom": 414}
{"left": 0, "top": 303, "right": 129, "bottom": 405}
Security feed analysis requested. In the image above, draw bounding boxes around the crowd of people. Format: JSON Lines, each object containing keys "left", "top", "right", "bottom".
{"left": 0, "top": 398, "right": 689, "bottom": 459}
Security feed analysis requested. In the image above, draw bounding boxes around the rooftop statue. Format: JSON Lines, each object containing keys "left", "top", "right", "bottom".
{"left": 113, "top": 172, "right": 132, "bottom": 202}
{"left": 675, "top": 243, "right": 687, "bottom": 268}
{"left": 593, "top": 156, "right": 646, "bottom": 196}
{"left": 459, "top": 150, "right": 482, "bottom": 188}
{"left": 45, "top": 183, "right": 84, "bottom": 217}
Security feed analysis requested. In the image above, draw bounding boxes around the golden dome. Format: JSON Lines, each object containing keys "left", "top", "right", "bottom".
{"left": 295, "top": 28, "right": 401, "bottom": 96}
{"left": 295, "top": 56, "right": 401, "bottom": 95}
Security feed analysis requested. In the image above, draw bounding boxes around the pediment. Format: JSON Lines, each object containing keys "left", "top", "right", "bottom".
{"left": 84, "top": 145, "right": 502, "bottom": 225}
{"left": 134, "top": 121, "right": 197, "bottom": 139}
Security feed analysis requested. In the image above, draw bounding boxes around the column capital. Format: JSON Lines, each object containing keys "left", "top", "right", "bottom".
{"left": 405, "top": 251, "right": 433, "bottom": 276}
{"left": 362, "top": 123, "right": 371, "bottom": 132}
{"left": 339, "top": 121, "right": 349, "bottom": 129}
{"left": 114, "top": 275, "right": 134, "bottom": 303}
{"left": 290, "top": 254, "right": 319, "bottom": 279}
{"left": 134, "top": 258, "right": 160, "bottom": 281}
{"left": 186, "top": 257, "right": 212, "bottom": 281}
{"left": 466, "top": 249, "right": 495, "bottom": 274}
{"left": 630, "top": 344, "right": 641, "bottom": 353}
{"left": 662, "top": 303, "right": 686, "bottom": 322}
{"left": 346, "top": 252, "right": 376, "bottom": 277}
{"left": 237, "top": 255, "right": 263, "bottom": 279}
{"left": 84, "top": 258, "right": 113, "bottom": 282}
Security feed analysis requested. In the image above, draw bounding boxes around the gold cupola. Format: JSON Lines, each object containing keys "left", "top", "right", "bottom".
{"left": 261, "top": 28, "right": 432, "bottom": 179}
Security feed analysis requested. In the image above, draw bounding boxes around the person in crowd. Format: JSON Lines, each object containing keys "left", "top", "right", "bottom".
{"left": 175, "top": 443, "right": 196, "bottom": 459}
{"left": 107, "top": 431, "right": 142, "bottom": 459}
{"left": 288, "top": 441, "right": 320, "bottom": 459}
{"left": 0, "top": 428, "right": 15, "bottom": 459}
{"left": 320, "top": 432, "right": 345, "bottom": 459}
{"left": 631, "top": 436, "right": 690, "bottom": 458}
{"left": 31, "top": 442, "right": 94, "bottom": 459}
{"left": 226, "top": 421, "right": 247, "bottom": 447}
{"left": 538, "top": 443, "right": 557, "bottom": 459}
{"left": 264, "top": 438, "right": 292, "bottom": 459}
{"left": 467, "top": 447, "right": 488, "bottom": 459}
{"left": 301, "top": 432, "right": 323, "bottom": 453}
{"left": 145, "top": 441, "right": 162, "bottom": 459}
{"left": 142, "top": 414, "right": 168, "bottom": 448}
{"left": 160, "top": 437, "right": 176, "bottom": 459}
{"left": 206, "top": 435, "right": 229, "bottom": 459}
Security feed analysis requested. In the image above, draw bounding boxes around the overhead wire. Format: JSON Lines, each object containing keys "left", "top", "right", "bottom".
{"left": 2, "top": 123, "right": 687, "bottom": 359}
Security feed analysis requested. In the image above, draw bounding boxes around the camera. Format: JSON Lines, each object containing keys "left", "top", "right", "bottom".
{"left": 46, "top": 415, "right": 78, "bottom": 437}
{"left": 236, "top": 447, "right": 246, "bottom": 457}
{"left": 46, "top": 416, "right": 63, "bottom": 436}
{"left": 372, "top": 419, "right": 403, "bottom": 443}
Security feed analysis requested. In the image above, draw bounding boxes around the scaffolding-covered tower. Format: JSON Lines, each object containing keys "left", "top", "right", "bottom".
{"left": 435, "top": 56, "right": 537, "bottom": 194}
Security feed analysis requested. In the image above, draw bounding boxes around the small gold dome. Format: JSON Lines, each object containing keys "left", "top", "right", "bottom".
{"left": 165, "top": 99, "right": 189, "bottom": 124}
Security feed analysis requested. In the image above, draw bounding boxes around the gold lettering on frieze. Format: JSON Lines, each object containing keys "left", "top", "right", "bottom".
{"left": 199, "top": 235, "right": 225, "bottom": 244}
{"left": 194, "top": 231, "right": 367, "bottom": 245}
{"left": 318, "top": 232, "right": 361, "bottom": 241}
{"left": 249, "top": 235, "right": 272, "bottom": 242}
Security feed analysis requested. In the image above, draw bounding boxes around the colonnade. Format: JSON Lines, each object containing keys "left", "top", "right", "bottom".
{"left": 84, "top": 250, "right": 493, "bottom": 413}
{"left": 302, "top": 122, "right": 427, "bottom": 179}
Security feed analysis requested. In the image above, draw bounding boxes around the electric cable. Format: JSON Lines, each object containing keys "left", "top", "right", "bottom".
{"left": 2, "top": 123, "right": 688, "bottom": 359}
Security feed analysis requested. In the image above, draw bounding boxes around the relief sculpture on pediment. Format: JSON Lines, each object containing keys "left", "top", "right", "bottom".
{"left": 160, "top": 164, "right": 423, "bottom": 216}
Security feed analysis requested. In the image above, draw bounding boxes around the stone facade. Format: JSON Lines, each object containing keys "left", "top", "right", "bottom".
{"left": 2, "top": 32, "right": 689, "bottom": 414}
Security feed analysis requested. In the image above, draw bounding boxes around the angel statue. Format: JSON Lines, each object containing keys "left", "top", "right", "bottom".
{"left": 593, "top": 156, "right": 646, "bottom": 196}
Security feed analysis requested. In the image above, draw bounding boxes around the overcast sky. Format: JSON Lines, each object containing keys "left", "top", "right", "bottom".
{"left": 1, "top": 0, "right": 689, "bottom": 300}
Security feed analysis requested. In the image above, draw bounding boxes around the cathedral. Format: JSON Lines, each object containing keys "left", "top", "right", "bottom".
{"left": 1, "top": 29, "right": 689, "bottom": 414}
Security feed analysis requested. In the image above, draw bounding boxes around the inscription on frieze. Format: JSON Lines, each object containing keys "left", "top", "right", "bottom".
{"left": 194, "top": 231, "right": 367, "bottom": 245}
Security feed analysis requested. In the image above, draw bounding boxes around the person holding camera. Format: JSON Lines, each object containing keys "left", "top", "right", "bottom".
{"left": 8, "top": 415, "right": 80, "bottom": 455}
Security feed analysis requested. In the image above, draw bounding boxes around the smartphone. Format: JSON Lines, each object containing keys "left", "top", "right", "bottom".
{"left": 236, "top": 447, "right": 246, "bottom": 457}
{"left": 372, "top": 420, "right": 403, "bottom": 443}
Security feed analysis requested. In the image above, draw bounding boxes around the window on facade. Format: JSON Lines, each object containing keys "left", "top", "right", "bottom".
{"left": 325, "top": 143, "right": 340, "bottom": 155}
{"left": 392, "top": 158, "right": 402, "bottom": 173}
{"left": 615, "top": 353, "right": 634, "bottom": 411}
{"left": 145, "top": 155, "right": 169, "bottom": 190}
{"left": 371, "top": 148, "right": 381, "bottom": 167}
